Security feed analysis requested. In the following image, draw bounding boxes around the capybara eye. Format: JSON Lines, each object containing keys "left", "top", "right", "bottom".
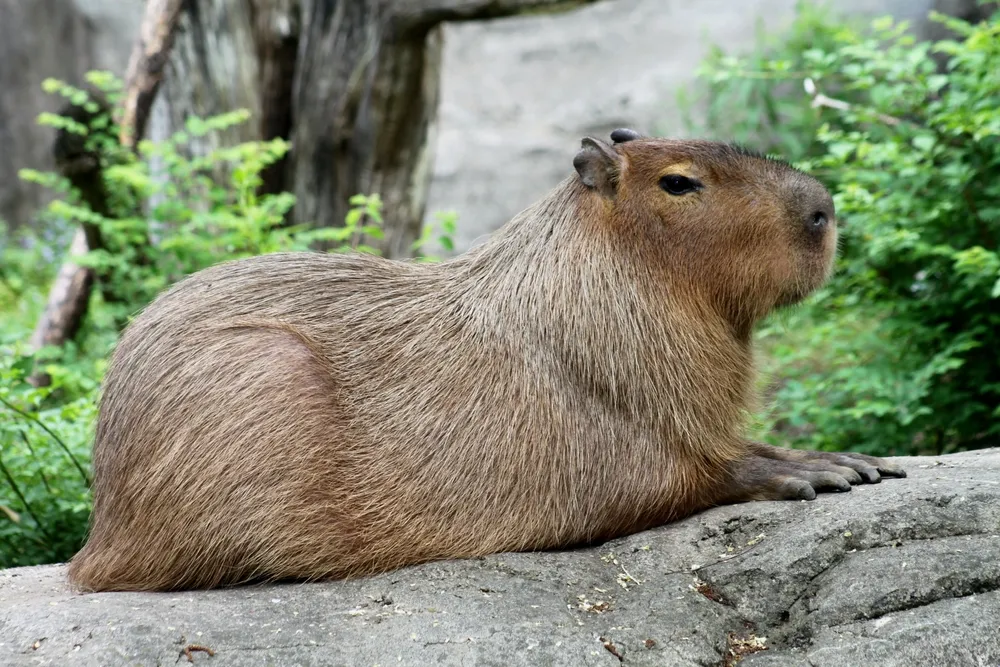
{"left": 659, "top": 174, "right": 701, "bottom": 196}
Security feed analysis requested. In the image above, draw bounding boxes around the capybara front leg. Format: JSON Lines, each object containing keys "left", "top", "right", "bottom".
{"left": 716, "top": 442, "right": 906, "bottom": 504}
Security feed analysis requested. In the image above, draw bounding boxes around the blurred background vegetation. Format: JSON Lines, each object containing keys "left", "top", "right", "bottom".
{"left": 1, "top": 1, "right": 998, "bottom": 568}
{"left": 682, "top": 3, "right": 999, "bottom": 457}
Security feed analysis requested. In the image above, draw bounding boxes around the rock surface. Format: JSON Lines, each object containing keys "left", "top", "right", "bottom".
{"left": 2, "top": 448, "right": 998, "bottom": 666}
{"left": 0, "top": 0, "right": 96, "bottom": 233}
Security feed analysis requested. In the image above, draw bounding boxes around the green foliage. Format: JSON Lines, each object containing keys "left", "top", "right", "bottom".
{"left": 1, "top": 71, "right": 459, "bottom": 568}
{"left": 340, "top": 193, "right": 386, "bottom": 255}
{"left": 695, "top": 5, "right": 1000, "bottom": 455}
{"left": 22, "top": 83, "right": 317, "bottom": 327}
{"left": 413, "top": 210, "right": 459, "bottom": 262}
{"left": 0, "top": 355, "right": 94, "bottom": 567}
{"left": 678, "top": 1, "right": 859, "bottom": 162}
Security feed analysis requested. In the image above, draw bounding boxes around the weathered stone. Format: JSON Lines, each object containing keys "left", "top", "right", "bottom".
{"left": 0, "top": 0, "right": 97, "bottom": 232}
{"left": 1, "top": 448, "right": 997, "bottom": 666}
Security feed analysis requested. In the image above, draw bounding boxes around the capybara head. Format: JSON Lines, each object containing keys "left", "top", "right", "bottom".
{"left": 574, "top": 131, "right": 837, "bottom": 331}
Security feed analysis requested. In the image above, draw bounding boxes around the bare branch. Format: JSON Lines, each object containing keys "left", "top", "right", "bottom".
{"left": 28, "top": 229, "right": 94, "bottom": 358}
{"left": 803, "top": 77, "right": 901, "bottom": 126}
{"left": 29, "top": 0, "right": 185, "bottom": 385}
{"left": 119, "top": 0, "right": 186, "bottom": 149}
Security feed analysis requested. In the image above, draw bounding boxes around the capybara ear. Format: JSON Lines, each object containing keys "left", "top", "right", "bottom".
{"left": 573, "top": 137, "right": 621, "bottom": 199}
{"left": 610, "top": 128, "right": 643, "bottom": 144}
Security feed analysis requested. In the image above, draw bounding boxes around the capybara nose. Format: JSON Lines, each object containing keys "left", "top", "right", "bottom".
{"left": 809, "top": 211, "right": 829, "bottom": 232}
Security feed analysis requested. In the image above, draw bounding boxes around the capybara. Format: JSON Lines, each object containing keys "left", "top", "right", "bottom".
{"left": 68, "top": 130, "right": 905, "bottom": 592}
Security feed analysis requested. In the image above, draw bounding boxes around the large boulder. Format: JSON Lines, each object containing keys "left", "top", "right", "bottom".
{"left": 2, "top": 448, "right": 998, "bottom": 666}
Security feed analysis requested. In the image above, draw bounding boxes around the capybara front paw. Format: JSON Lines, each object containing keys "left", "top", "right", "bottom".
{"left": 748, "top": 441, "right": 907, "bottom": 484}
{"left": 720, "top": 443, "right": 906, "bottom": 505}
{"left": 724, "top": 455, "right": 853, "bottom": 503}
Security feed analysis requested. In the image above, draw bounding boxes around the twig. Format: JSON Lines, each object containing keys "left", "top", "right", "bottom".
{"left": 0, "top": 449, "right": 54, "bottom": 545}
{"left": 19, "top": 430, "right": 54, "bottom": 495}
{"left": 803, "top": 78, "right": 902, "bottom": 126}
{"left": 0, "top": 395, "right": 90, "bottom": 486}
{"left": 182, "top": 644, "right": 215, "bottom": 662}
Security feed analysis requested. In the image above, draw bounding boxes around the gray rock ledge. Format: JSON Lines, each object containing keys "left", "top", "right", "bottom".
{"left": 2, "top": 449, "right": 998, "bottom": 667}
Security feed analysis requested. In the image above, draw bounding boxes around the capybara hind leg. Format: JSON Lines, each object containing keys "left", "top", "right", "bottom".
{"left": 71, "top": 324, "right": 354, "bottom": 592}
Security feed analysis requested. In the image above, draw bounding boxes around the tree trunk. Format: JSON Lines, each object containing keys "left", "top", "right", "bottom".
{"left": 28, "top": 231, "right": 94, "bottom": 354}
{"left": 288, "top": 2, "right": 443, "bottom": 257}
{"left": 151, "top": 0, "right": 602, "bottom": 258}
{"left": 25, "top": 0, "right": 604, "bottom": 362}
{"left": 119, "top": 0, "right": 187, "bottom": 150}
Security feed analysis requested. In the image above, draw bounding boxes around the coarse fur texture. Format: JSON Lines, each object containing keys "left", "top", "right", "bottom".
{"left": 68, "top": 132, "right": 905, "bottom": 592}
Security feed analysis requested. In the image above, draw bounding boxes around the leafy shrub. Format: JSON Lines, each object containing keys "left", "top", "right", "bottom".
{"left": 678, "top": 1, "right": 857, "bottom": 162}
{"left": 21, "top": 76, "right": 360, "bottom": 324}
{"left": 693, "top": 6, "right": 1000, "bottom": 455}
{"left": 0, "top": 72, "right": 456, "bottom": 567}
{"left": 0, "top": 355, "right": 95, "bottom": 566}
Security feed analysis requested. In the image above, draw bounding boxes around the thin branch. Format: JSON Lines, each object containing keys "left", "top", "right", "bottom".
{"left": 0, "top": 395, "right": 90, "bottom": 487}
{"left": 0, "top": 449, "right": 54, "bottom": 545}
{"left": 0, "top": 504, "right": 19, "bottom": 525}
{"left": 19, "top": 430, "right": 54, "bottom": 495}
{"left": 119, "top": 0, "right": 186, "bottom": 150}
{"left": 803, "top": 78, "right": 902, "bottom": 126}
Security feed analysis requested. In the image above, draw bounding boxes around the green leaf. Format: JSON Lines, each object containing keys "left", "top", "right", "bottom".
{"left": 911, "top": 134, "right": 935, "bottom": 152}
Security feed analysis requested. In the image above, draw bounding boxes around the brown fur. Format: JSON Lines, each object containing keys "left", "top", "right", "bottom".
{"left": 67, "top": 133, "right": 902, "bottom": 592}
